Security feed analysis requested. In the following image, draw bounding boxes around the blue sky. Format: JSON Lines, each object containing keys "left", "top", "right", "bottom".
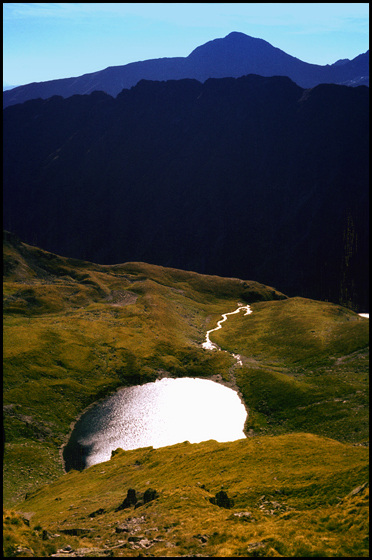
{"left": 3, "top": 3, "right": 369, "bottom": 87}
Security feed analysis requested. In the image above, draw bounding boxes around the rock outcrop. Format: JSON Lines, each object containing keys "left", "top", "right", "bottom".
{"left": 115, "top": 487, "right": 159, "bottom": 511}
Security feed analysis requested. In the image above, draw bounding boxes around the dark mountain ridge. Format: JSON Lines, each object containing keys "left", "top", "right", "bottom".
{"left": 3, "top": 31, "right": 369, "bottom": 108}
{"left": 3, "top": 74, "right": 369, "bottom": 311}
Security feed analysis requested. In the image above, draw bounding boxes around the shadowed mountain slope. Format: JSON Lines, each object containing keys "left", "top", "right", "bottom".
{"left": 3, "top": 31, "right": 369, "bottom": 108}
{"left": 3, "top": 75, "right": 369, "bottom": 311}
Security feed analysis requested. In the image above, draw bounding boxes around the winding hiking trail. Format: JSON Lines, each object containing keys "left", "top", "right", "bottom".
{"left": 202, "top": 303, "right": 252, "bottom": 362}
{"left": 201, "top": 303, "right": 252, "bottom": 408}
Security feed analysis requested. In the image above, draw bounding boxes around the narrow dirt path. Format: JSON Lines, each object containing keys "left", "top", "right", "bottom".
{"left": 202, "top": 303, "right": 253, "bottom": 406}
{"left": 202, "top": 303, "right": 252, "bottom": 352}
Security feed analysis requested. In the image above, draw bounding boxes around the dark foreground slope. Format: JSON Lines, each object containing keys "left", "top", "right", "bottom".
{"left": 3, "top": 235, "right": 369, "bottom": 557}
{"left": 3, "top": 75, "right": 369, "bottom": 310}
{"left": 3, "top": 31, "right": 369, "bottom": 108}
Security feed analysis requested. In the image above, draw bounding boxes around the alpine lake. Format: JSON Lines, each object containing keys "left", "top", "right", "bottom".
{"left": 63, "top": 377, "right": 247, "bottom": 471}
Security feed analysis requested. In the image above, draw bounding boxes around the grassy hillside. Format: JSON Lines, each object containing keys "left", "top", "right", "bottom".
{"left": 212, "top": 297, "right": 369, "bottom": 442}
{"left": 4, "top": 435, "right": 369, "bottom": 557}
{"left": 3, "top": 231, "right": 369, "bottom": 556}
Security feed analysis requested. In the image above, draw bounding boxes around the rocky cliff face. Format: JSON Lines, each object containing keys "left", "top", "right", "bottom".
{"left": 3, "top": 75, "right": 369, "bottom": 310}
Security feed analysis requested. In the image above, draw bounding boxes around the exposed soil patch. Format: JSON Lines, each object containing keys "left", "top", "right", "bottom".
{"left": 105, "top": 290, "right": 138, "bottom": 306}
{"left": 334, "top": 347, "right": 369, "bottom": 365}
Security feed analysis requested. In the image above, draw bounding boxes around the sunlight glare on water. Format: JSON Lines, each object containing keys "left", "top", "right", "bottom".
{"left": 72, "top": 377, "right": 247, "bottom": 469}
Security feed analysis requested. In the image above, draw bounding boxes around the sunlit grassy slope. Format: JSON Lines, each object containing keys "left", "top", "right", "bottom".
{"left": 3, "top": 231, "right": 369, "bottom": 557}
{"left": 212, "top": 297, "right": 369, "bottom": 442}
{"left": 5, "top": 435, "right": 369, "bottom": 557}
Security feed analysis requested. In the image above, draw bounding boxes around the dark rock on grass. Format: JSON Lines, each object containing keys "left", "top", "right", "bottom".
{"left": 116, "top": 488, "right": 137, "bottom": 510}
{"left": 209, "top": 490, "right": 234, "bottom": 508}
{"left": 144, "top": 488, "right": 159, "bottom": 503}
{"left": 88, "top": 507, "right": 105, "bottom": 518}
{"left": 116, "top": 487, "right": 159, "bottom": 511}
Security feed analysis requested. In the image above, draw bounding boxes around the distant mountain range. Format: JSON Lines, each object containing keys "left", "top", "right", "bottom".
{"left": 3, "top": 74, "right": 369, "bottom": 310}
{"left": 3, "top": 32, "right": 369, "bottom": 108}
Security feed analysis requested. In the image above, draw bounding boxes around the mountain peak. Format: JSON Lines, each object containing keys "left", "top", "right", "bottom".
{"left": 224, "top": 31, "right": 262, "bottom": 41}
{"left": 187, "top": 31, "right": 273, "bottom": 58}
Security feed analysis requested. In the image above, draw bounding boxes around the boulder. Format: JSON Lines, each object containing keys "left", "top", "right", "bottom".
{"left": 116, "top": 488, "right": 137, "bottom": 511}
{"left": 116, "top": 487, "right": 159, "bottom": 510}
{"left": 210, "top": 490, "right": 234, "bottom": 508}
{"left": 144, "top": 488, "right": 159, "bottom": 503}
